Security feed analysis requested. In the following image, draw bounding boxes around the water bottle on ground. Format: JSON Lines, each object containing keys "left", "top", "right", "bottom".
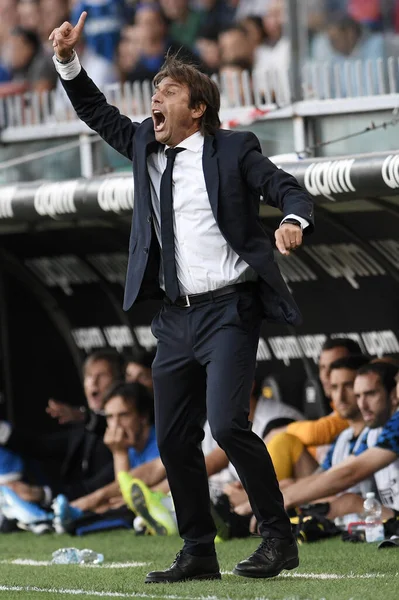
{"left": 363, "top": 492, "right": 385, "bottom": 543}
{"left": 51, "top": 548, "right": 104, "bottom": 565}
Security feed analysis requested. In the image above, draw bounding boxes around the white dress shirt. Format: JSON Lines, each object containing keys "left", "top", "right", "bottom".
{"left": 147, "top": 131, "right": 258, "bottom": 294}
{"left": 54, "top": 54, "right": 308, "bottom": 296}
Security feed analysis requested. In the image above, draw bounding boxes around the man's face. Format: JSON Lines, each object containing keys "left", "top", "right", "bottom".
{"left": 83, "top": 359, "right": 115, "bottom": 412}
{"left": 151, "top": 77, "right": 204, "bottom": 146}
{"left": 159, "top": 0, "right": 187, "bottom": 21}
{"left": 196, "top": 38, "right": 220, "bottom": 71}
{"left": 329, "top": 368, "right": 360, "bottom": 420}
{"left": 104, "top": 396, "right": 146, "bottom": 448}
{"left": 125, "top": 362, "right": 153, "bottom": 391}
{"left": 355, "top": 372, "right": 392, "bottom": 428}
{"left": 328, "top": 25, "right": 358, "bottom": 56}
{"left": 17, "top": 0, "right": 40, "bottom": 31}
{"left": 318, "top": 347, "right": 350, "bottom": 397}
{"left": 218, "top": 30, "right": 252, "bottom": 63}
{"left": 263, "top": 0, "right": 284, "bottom": 43}
{"left": 135, "top": 7, "right": 165, "bottom": 39}
{"left": 7, "top": 35, "right": 33, "bottom": 70}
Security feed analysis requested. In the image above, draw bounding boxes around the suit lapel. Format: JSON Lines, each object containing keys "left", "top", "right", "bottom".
{"left": 203, "top": 135, "right": 219, "bottom": 219}
{"left": 136, "top": 123, "right": 159, "bottom": 204}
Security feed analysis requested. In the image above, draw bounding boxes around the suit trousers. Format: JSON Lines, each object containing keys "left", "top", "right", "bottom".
{"left": 151, "top": 286, "right": 292, "bottom": 555}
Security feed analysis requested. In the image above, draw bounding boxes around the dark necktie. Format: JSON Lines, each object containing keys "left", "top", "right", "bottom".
{"left": 160, "top": 147, "right": 185, "bottom": 302}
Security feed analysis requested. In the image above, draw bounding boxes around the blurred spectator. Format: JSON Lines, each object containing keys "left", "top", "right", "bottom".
{"left": 46, "top": 348, "right": 125, "bottom": 425}
{"left": 71, "top": 0, "right": 126, "bottom": 61}
{"left": 2, "top": 26, "right": 57, "bottom": 93}
{"left": 195, "top": 0, "right": 235, "bottom": 32}
{"left": 17, "top": 0, "right": 40, "bottom": 33}
{"left": 313, "top": 14, "right": 385, "bottom": 61}
{"left": 195, "top": 24, "right": 220, "bottom": 74}
{"left": 311, "top": 14, "right": 385, "bottom": 95}
{"left": 239, "top": 15, "right": 265, "bottom": 53}
{"left": 0, "top": 350, "right": 125, "bottom": 505}
{"left": 128, "top": 3, "right": 198, "bottom": 83}
{"left": 318, "top": 337, "right": 363, "bottom": 399}
{"left": 253, "top": 0, "right": 290, "bottom": 76}
{"left": 218, "top": 25, "right": 253, "bottom": 66}
{"left": 103, "top": 382, "right": 158, "bottom": 472}
{"left": 159, "top": 0, "right": 203, "bottom": 49}
{"left": 116, "top": 24, "right": 142, "bottom": 84}
{"left": 125, "top": 347, "right": 155, "bottom": 392}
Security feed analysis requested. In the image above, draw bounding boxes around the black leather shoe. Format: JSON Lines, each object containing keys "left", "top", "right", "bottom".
{"left": 233, "top": 537, "right": 299, "bottom": 578}
{"left": 145, "top": 551, "right": 221, "bottom": 583}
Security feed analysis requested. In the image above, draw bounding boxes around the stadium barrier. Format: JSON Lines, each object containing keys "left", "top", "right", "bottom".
{"left": 0, "top": 150, "right": 398, "bottom": 428}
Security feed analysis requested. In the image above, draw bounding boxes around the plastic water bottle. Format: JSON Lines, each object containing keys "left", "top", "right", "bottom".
{"left": 363, "top": 492, "right": 384, "bottom": 543}
{"left": 51, "top": 548, "right": 104, "bottom": 565}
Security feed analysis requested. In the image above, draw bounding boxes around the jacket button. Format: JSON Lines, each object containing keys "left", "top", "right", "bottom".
{"left": 147, "top": 215, "right": 152, "bottom": 223}
{"left": 143, "top": 247, "right": 149, "bottom": 254}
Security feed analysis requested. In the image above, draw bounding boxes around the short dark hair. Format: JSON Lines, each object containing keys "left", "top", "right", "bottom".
{"left": 329, "top": 355, "right": 369, "bottom": 373}
{"left": 240, "top": 15, "right": 265, "bottom": 37}
{"left": 197, "top": 23, "right": 220, "bottom": 42}
{"left": 153, "top": 53, "right": 221, "bottom": 136}
{"left": 84, "top": 350, "right": 125, "bottom": 380}
{"left": 321, "top": 337, "right": 363, "bottom": 355}
{"left": 356, "top": 363, "right": 398, "bottom": 396}
{"left": 125, "top": 347, "right": 155, "bottom": 369}
{"left": 103, "top": 381, "right": 153, "bottom": 419}
{"left": 328, "top": 14, "right": 362, "bottom": 36}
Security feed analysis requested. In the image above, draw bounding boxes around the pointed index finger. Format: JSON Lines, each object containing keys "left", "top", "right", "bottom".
{"left": 74, "top": 11, "right": 87, "bottom": 36}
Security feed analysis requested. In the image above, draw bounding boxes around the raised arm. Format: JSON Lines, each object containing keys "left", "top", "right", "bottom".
{"left": 49, "top": 12, "right": 137, "bottom": 160}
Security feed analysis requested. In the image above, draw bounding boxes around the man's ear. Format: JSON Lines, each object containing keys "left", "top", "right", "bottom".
{"left": 192, "top": 103, "right": 206, "bottom": 119}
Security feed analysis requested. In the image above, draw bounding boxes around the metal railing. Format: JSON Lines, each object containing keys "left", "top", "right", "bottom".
{"left": 1, "top": 56, "right": 398, "bottom": 134}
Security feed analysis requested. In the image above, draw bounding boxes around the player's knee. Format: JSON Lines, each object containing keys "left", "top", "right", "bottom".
{"left": 210, "top": 422, "right": 238, "bottom": 448}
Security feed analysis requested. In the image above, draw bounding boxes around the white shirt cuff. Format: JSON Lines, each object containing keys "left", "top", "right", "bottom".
{"left": 280, "top": 214, "right": 309, "bottom": 230}
{"left": 53, "top": 53, "right": 82, "bottom": 80}
{"left": 0, "top": 421, "right": 12, "bottom": 444}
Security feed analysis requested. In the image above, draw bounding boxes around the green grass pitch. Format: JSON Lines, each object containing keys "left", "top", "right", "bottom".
{"left": 0, "top": 531, "right": 398, "bottom": 600}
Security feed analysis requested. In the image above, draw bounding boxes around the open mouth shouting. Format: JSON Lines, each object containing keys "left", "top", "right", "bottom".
{"left": 153, "top": 109, "right": 166, "bottom": 133}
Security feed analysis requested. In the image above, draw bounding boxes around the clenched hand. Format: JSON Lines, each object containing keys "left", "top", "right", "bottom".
{"left": 48, "top": 11, "right": 87, "bottom": 61}
{"left": 274, "top": 222, "right": 303, "bottom": 256}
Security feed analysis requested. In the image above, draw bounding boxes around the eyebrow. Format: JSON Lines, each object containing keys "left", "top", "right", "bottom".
{"left": 155, "top": 82, "right": 182, "bottom": 91}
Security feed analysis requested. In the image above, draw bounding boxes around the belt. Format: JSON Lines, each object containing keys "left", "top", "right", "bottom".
{"left": 165, "top": 282, "right": 256, "bottom": 308}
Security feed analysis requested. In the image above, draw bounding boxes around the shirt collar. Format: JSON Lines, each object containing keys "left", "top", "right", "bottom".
{"left": 165, "top": 131, "right": 204, "bottom": 154}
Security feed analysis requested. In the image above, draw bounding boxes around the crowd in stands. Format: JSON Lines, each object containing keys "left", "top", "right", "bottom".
{"left": 1, "top": 337, "right": 399, "bottom": 545}
{"left": 1, "top": 0, "right": 399, "bottom": 104}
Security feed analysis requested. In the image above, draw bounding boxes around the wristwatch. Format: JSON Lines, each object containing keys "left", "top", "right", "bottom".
{"left": 55, "top": 50, "right": 76, "bottom": 64}
{"left": 281, "top": 218, "right": 302, "bottom": 229}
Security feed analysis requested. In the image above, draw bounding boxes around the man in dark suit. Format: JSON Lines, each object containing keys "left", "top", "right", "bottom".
{"left": 49, "top": 12, "right": 314, "bottom": 582}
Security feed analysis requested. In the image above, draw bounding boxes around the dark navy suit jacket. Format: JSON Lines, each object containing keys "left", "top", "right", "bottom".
{"left": 62, "top": 69, "right": 314, "bottom": 325}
